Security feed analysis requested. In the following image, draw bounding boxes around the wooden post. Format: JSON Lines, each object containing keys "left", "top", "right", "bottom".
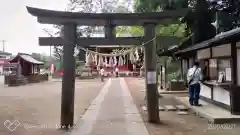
{"left": 160, "top": 65, "right": 163, "bottom": 89}
{"left": 180, "top": 59, "right": 183, "bottom": 80}
{"left": 144, "top": 23, "right": 160, "bottom": 123}
{"left": 164, "top": 58, "right": 167, "bottom": 89}
{"left": 61, "top": 23, "right": 76, "bottom": 128}
{"left": 230, "top": 41, "right": 240, "bottom": 115}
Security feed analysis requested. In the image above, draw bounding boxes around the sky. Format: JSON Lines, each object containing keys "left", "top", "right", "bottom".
{"left": 0, "top": 0, "right": 69, "bottom": 55}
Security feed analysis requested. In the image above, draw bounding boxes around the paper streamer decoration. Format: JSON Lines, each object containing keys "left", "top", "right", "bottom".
{"left": 94, "top": 54, "right": 98, "bottom": 65}
{"left": 98, "top": 55, "right": 104, "bottom": 66}
{"left": 114, "top": 56, "right": 117, "bottom": 66}
{"left": 109, "top": 57, "right": 114, "bottom": 67}
{"left": 135, "top": 48, "right": 139, "bottom": 60}
{"left": 118, "top": 56, "right": 124, "bottom": 66}
{"left": 85, "top": 52, "right": 93, "bottom": 66}
{"left": 89, "top": 53, "right": 93, "bottom": 64}
{"left": 129, "top": 52, "right": 135, "bottom": 63}
{"left": 104, "top": 56, "right": 108, "bottom": 66}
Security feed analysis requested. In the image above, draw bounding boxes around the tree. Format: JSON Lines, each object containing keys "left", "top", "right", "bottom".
{"left": 190, "top": 0, "right": 216, "bottom": 43}
{"left": 101, "top": 0, "right": 131, "bottom": 13}
{"left": 31, "top": 53, "right": 51, "bottom": 69}
{"left": 134, "top": 0, "right": 217, "bottom": 44}
{"left": 209, "top": 0, "right": 240, "bottom": 32}
{"left": 52, "top": 47, "right": 63, "bottom": 61}
{"left": 134, "top": 0, "right": 188, "bottom": 12}
{"left": 51, "top": 0, "right": 133, "bottom": 63}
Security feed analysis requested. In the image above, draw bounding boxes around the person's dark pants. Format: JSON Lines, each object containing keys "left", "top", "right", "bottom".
{"left": 116, "top": 72, "right": 118, "bottom": 77}
{"left": 189, "top": 83, "right": 201, "bottom": 105}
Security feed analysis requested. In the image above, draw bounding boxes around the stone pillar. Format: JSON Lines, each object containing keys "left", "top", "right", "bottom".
{"left": 61, "top": 23, "right": 76, "bottom": 128}
{"left": 144, "top": 23, "right": 160, "bottom": 123}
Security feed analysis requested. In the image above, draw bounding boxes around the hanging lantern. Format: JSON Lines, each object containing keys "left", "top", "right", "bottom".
{"left": 118, "top": 56, "right": 124, "bottom": 66}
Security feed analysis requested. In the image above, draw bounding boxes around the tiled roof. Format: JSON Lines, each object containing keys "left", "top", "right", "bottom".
{"left": 19, "top": 53, "right": 44, "bottom": 65}
{"left": 10, "top": 53, "right": 44, "bottom": 65}
{"left": 176, "top": 27, "right": 240, "bottom": 54}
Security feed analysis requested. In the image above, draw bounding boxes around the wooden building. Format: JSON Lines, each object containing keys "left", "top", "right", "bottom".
{"left": 9, "top": 53, "right": 44, "bottom": 76}
{"left": 175, "top": 27, "right": 240, "bottom": 115}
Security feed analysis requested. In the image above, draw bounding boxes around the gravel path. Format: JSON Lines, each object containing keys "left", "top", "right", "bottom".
{"left": 125, "top": 78, "right": 240, "bottom": 135}
{"left": 0, "top": 80, "right": 104, "bottom": 135}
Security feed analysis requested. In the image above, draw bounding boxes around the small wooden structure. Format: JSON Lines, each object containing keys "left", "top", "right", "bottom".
{"left": 10, "top": 53, "right": 43, "bottom": 75}
{"left": 175, "top": 27, "right": 240, "bottom": 115}
{"left": 6, "top": 53, "right": 48, "bottom": 85}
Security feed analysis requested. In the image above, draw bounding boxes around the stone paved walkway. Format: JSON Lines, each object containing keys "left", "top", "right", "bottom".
{"left": 71, "top": 78, "right": 149, "bottom": 135}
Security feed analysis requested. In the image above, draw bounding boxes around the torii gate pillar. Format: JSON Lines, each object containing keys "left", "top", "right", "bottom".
{"left": 144, "top": 23, "right": 160, "bottom": 123}
{"left": 61, "top": 23, "right": 77, "bottom": 127}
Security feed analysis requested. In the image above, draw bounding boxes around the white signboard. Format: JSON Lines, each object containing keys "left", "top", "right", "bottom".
{"left": 147, "top": 71, "right": 156, "bottom": 84}
{"left": 225, "top": 68, "right": 232, "bottom": 81}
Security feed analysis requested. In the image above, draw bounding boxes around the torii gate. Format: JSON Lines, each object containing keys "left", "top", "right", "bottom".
{"left": 26, "top": 6, "right": 187, "bottom": 128}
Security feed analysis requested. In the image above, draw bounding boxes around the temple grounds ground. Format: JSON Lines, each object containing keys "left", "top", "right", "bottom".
{"left": 0, "top": 78, "right": 240, "bottom": 135}
{"left": 0, "top": 79, "right": 104, "bottom": 135}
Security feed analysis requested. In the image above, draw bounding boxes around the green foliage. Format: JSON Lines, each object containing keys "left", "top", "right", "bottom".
{"left": 116, "top": 26, "right": 144, "bottom": 37}
{"left": 134, "top": 0, "right": 188, "bottom": 12}
{"left": 133, "top": 0, "right": 188, "bottom": 83}
{"left": 31, "top": 53, "right": 52, "bottom": 69}
{"left": 156, "top": 24, "right": 186, "bottom": 37}
{"left": 134, "top": 0, "right": 217, "bottom": 44}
